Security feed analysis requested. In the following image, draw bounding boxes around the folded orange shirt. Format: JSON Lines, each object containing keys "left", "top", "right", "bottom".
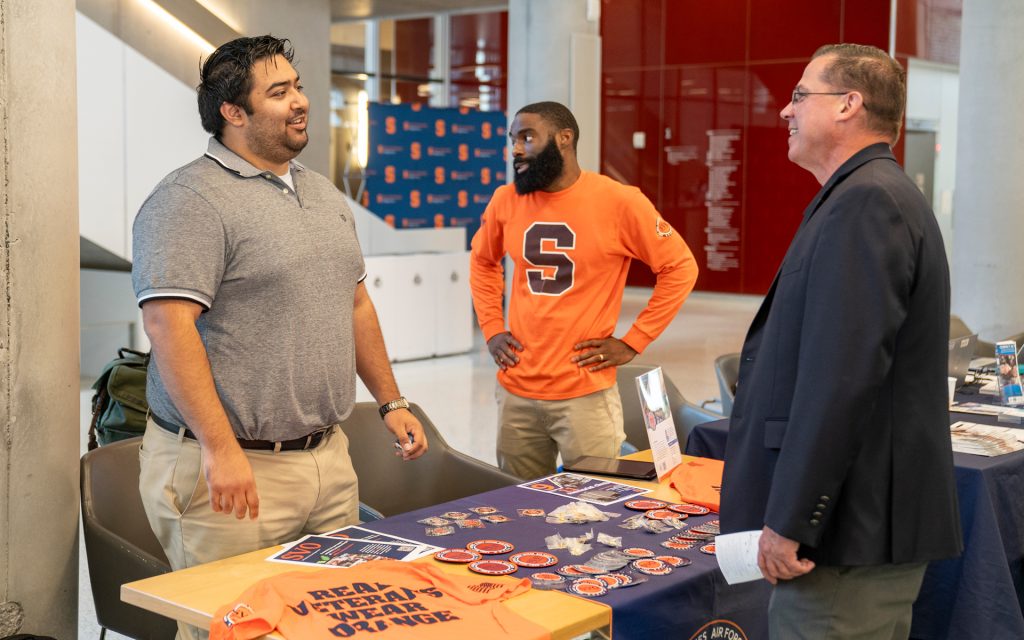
{"left": 669, "top": 455, "right": 724, "bottom": 513}
{"left": 210, "top": 560, "right": 549, "bottom": 640}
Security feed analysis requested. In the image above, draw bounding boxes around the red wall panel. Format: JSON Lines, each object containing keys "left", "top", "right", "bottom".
{"left": 742, "top": 62, "right": 820, "bottom": 293}
{"left": 748, "top": 0, "right": 842, "bottom": 61}
{"left": 601, "top": 0, "right": 663, "bottom": 70}
{"left": 602, "top": 0, "right": 895, "bottom": 294}
{"left": 843, "top": 0, "right": 891, "bottom": 49}
{"left": 663, "top": 0, "right": 746, "bottom": 66}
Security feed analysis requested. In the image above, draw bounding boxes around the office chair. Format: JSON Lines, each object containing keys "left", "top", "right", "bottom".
{"left": 80, "top": 438, "right": 176, "bottom": 640}
{"left": 950, "top": 314, "right": 998, "bottom": 356}
{"left": 341, "top": 403, "right": 521, "bottom": 516}
{"left": 714, "top": 353, "right": 741, "bottom": 416}
{"left": 616, "top": 364, "right": 722, "bottom": 452}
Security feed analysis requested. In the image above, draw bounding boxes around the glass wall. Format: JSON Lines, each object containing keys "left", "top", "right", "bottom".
{"left": 329, "top": 11, "right": 508, "bottom": 201}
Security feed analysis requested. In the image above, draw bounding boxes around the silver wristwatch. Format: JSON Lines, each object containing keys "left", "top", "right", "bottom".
{"left": 379, "top": 396, "right": 410, "bottom": 419}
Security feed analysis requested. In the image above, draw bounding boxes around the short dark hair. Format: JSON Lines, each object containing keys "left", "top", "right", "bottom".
{"left": 516, "top": 101, "right": 580, "bottom": 150}
{"left": 812, "top": 43, "right": 906, "bottom": 143}
{"left": 197, "top": 35, "right": 295, "bottom": 137}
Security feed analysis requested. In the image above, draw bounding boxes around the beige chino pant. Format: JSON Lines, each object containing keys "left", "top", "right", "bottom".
{"left": 496, "top": 384, "right": 625, "bottom": 480}
{"left": 138, "top": 418, "right": 359, "bottom": 640}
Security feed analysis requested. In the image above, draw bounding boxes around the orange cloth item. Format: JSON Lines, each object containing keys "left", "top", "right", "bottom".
{"left": 470, "top": 171, "right": 698, "bottom": 400}
{"left": 209, "top": 560, "right": 549, "bottom": 640}
{"left": 669, "top": 455, "right": 724, "bottom": 513}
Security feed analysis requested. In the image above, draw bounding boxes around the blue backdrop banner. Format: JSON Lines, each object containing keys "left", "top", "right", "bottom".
{"left": 364, "top": 102, "right": 507, "bottom": 247}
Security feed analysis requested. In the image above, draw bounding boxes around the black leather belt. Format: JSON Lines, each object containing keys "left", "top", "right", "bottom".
{"left": 151, "top": 412, "right": 330, "bottom": 452}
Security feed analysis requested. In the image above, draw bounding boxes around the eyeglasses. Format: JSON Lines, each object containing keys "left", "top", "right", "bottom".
{"left": 791, "top": 89, "right": 850, "bottom": 104}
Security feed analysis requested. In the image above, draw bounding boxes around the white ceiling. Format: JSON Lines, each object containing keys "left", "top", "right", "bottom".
{"left": 331, "top": 0, "right": 507, "bottom": 21}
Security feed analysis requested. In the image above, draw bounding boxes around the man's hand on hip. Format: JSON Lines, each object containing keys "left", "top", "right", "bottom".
{"left": 758, "top": 525, "right": 815, "bottom": 584}
{"left": 487, "top": 332, "right": 523, "bottom": 370}
{"left": 203, "top": 444, "right": 260, "bottom": 520}
{"left": 572, "top": 337, "right": 637, "bottom": 372}
{"left": 384, "top": 409, "right": 428, "bottom": 460}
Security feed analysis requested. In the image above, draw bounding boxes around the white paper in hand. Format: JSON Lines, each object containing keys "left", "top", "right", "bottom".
{"left": 715, "top": 530, "right": 764, "bottom": 585}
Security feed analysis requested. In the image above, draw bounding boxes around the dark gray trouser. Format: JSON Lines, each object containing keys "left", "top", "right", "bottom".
{"left": 769, "top": 562, "right": 928, "bottom": 640}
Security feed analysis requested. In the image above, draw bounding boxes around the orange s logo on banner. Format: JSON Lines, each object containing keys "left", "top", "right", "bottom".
{"left": 384, "top": 166, "right": 396, "bottom": 184}
{"left": 434, "top": 167, "right": 446, "bottom": 184}
{"left": 458, "top": 190, "right": 468, "bottom": 208}
{"left": 361, "top": 191, "right": 369, "bottom": 207}
{"left": 480, "top": 167, "right": 491, "bottom": 185}
{"left": 435, "top": 119, "right": 446, "bottom": 137}
{"left": 503, "top": 146, "right": 508, "bottom": 162}
{"left": 384, "top": 214, "right": 395, "bottom": 227}
{"left": 410, "top": 190, "right": 421, "bottom": 208}
{"left": 410, "top": 142, "right": 422, "bottom": 160}
{"left": 434, "top": 213, "right": 445, "bottom": 227}
{"left": 411, "top": 102, "right": 422, "bottom": 111}
{"left": 385, "top": 116, "right": 396, "bottom": 135}
{"left": 458, "top": 144, "right": 469, "bottom": 161}
{"left": 481, "top": 122, "right": 492, "bottom": 139}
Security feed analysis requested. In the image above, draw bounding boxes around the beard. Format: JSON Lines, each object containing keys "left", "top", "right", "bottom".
{"left": 245, "top": 112, "right": 309, "bottom": 167}
{"left": 513, "top": 139, "right": 565, "bottom": 194}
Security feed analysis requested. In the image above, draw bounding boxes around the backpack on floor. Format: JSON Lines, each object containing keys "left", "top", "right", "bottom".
{"left": 88, "top": 348, "right": 150, "bottom": 450}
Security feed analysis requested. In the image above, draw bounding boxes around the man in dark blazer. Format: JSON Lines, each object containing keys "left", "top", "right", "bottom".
{"left": 720, "top": 44, "right": 962, "bottom": 638}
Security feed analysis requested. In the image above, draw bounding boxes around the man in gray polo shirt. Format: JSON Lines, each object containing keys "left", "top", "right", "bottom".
{"left": 132, "top": 35, "right": 427, "bottom": 638}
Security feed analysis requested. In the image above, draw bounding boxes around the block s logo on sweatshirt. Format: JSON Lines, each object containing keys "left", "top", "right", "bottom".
{"left": 523, "top": 222, "right": 576, "bottom": 296}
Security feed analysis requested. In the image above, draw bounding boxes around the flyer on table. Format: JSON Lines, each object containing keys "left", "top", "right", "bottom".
{"left": 269, "top": 534, "right": 441, "bottom": 568}
{"left": 518, "top": 472, "right": 650, "bottom": 505}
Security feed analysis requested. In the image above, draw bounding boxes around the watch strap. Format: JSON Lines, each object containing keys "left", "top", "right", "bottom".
{"left": 379, "top": 396, "right": 410, "bottom": 419}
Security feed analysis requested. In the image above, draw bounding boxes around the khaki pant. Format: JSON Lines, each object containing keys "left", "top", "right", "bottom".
{"left": 496, "top": 384, "right": 625, "bottom": 480}
{"left": 138, "top": 419, "right": 359, "bottom": 640}
{"left": 769, "top": 562, "right": 928, "bottom": 640}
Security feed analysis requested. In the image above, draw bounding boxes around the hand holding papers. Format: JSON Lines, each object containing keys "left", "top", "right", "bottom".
{"left": 715, "top": 530, "right": 764, "bottom": 585}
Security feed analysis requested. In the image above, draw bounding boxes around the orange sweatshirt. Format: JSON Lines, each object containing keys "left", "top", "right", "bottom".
{"left": 210, "top": 561, "right": 549, "bottom": 640}
{"left": 470, "top": 171, "right": 698, "bottom": 400}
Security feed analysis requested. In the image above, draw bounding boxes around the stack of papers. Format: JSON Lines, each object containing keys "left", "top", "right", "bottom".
{"left": 950, "top": 421, "right": 1024, "bottom": 457}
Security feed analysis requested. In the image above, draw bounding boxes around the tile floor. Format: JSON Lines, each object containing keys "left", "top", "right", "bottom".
{"left": 76, "top": 288, "right": 762, "bottom": 638}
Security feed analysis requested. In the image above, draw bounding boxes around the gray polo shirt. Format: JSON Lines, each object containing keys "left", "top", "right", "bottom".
{"left": 132, "top": 137, "right": 365, "bottom": 441}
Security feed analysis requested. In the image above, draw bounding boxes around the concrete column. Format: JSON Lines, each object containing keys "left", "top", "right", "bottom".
{"left": 207, "top": 0, "right": 333, "bottom": 176}
{"left": 0, "top": 0, "right": 81, "bottom": 638}
{"left": 951, "top": 0, "right": 1024, "bottom": 341}
{"left": 507, "top": 0, "right": 601, "bottom": 171}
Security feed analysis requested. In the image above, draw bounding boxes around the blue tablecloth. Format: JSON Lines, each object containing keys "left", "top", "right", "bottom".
{"left": 685, "top": 409, "right": 1024, "bottom": 640}
{"left": 363, "top": 482, "right": 771, "bottom": 639}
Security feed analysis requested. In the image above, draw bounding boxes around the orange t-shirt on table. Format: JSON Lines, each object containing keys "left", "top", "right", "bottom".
{"left": 209, "top": 560, "right": 549, "bottom": 640}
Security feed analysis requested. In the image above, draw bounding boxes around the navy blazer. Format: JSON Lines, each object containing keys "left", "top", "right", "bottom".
{"left": 720, "top": 143, "right": 962, "bottom": 566}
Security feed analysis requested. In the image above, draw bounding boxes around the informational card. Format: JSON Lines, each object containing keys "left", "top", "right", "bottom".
{"left": 518, "top": 472, "right": 650, "bottom": 505}
{"left": 268, "top": 534, "right": 441, "bottom": 568}
{"left": 635, "top": 367, "right": 682, "bottom": 479}
{"left": 995, "top": 341, "right": 1024, "bottom": 406}
{"left": 950, "top": 421, "right": 1024, "bottom": 457}
{"left": 715, "top": 530, "right": 764, "bottom": 585}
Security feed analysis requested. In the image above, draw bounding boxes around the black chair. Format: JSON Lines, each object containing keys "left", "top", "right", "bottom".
{"left": 616, "top": 364, "right": 722, "bottom": 452}
{"left": 714, "top": 353, "right": 741, "bottom": 416}
{"left": 341, "top": 403, "right": 521, "bottom": 516}
{"left": 80, "top": 438, "right": 176, "bottom": 640}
